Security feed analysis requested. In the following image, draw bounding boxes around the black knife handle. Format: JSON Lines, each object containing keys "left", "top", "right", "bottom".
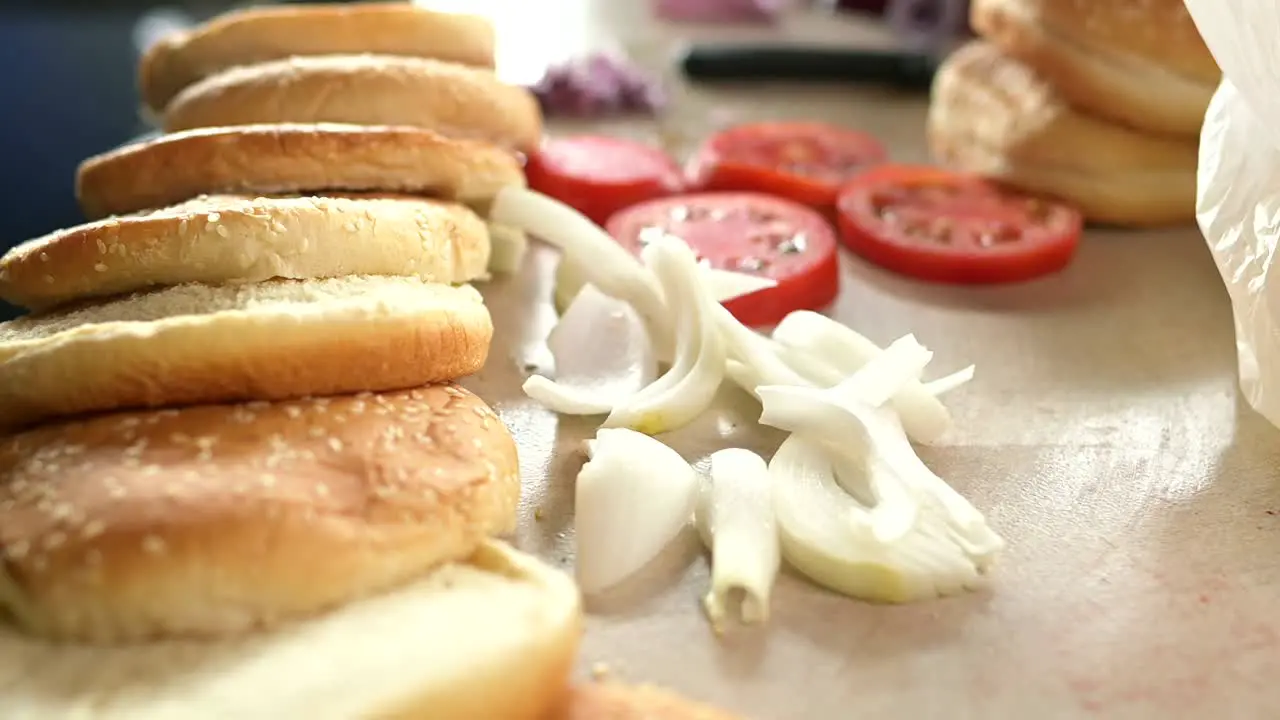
{"left": 680, "top": 46, "right": 938, "bottom": 90}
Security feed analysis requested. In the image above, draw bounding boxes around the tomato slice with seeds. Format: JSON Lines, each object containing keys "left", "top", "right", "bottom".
{"left": 525, "top": 135, "right": 684, "bottom": 226}
{"left": 606, "top": 192, "right": 840, "bottom": 327}
{"left": 685, "top": 121, "right": 888, "bottom": 209}
{"left": 835, "top": 165, "right": 1083, "bottom": 284}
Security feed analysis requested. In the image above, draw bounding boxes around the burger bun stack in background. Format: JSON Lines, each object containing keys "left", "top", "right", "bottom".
{"left": 926, "top": 0, "right": 1220, "bottom": 227}
{"left": 0, "top": 3, "right": 736, "bottom": 718}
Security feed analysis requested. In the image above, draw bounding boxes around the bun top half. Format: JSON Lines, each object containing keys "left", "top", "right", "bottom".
{"left": 0, "top": 385, "right": 520, "bottom": 643}
{"left": 139, "top": 3, "right": 496, "bottom": 112}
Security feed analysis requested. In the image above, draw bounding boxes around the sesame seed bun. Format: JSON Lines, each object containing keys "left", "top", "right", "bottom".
{"left": 927, "top": 41, "right": 1197, "bottom": 226}
{"left": 139, "top": 3, "right": 496, "bottom": 113}
{"left": 0, "top": 276, "right": 492, "bottom": 433}
{"left": 0, "top": 385, "right": 519, "bottom": 643}
{"left": 75, "top": 124, "right": 526, "bottom": 221}
{"left": 971, "top": 0, "right": 1218, "bottom": 137}
{"left": 0, "top": 194, "right": 492, "bottom": 312}
{"left": 162, "top": 55, "right": 542, "bottom": 152}
{"left": 554, "top": 683, "right": 742, "bottom": 719}
{"left": 0, "top": 540, "right": 582, "bottom": 719}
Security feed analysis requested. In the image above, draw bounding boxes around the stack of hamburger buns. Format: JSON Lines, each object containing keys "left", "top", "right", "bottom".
{"left": 0, "top": 3, "right": 736, "bottom": 718}
{"left": 927, "top": 0, "right": 1220, "bottom": 227}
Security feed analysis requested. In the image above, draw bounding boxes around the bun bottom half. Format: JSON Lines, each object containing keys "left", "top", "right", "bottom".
{"left": 0, "top": 541, "right": 582, "bottom": 720}
{"left": 927, "top": 41, "right": 1199, "bottom": 227}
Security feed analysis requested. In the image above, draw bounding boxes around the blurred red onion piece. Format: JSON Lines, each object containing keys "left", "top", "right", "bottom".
{"left": 528, "top": 53, "right": 668, "bottom": 118}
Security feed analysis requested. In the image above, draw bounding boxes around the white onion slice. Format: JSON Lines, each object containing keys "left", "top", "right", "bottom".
{"left": 557, "top": 257, "right": 779, "bottom": 308}
{"left": 698, "top": 448, "right": 780, "bottom": 630}
{"left": 758, "top": 382, "right": 1000, "bottom": 559}
{"left": 485, "top": 222, "right": 529, "bottom": 274}
{"left": 772, "top": 311, "right": 972, "bottom": 444}
{"left": 574, "top": 428, "right": 699, "bottom": 594}
{"left": 924, "top": 365, "right": 976, "bottom": 396}
{"left": 602, "top": 236, "right": 726, "bottom": 435}
{"left": 770, "top": 435, "right": 985, "bottom": 603}
{"left": 522, "top": 284, "right": 657, "bottom": 415}
{"left": 491, "top": 187, "right": 670, "bottom": 345}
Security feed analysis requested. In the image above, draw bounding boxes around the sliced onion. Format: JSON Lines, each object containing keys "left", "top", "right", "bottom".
{"left": 697, "top": 448, "right": 780, "bottom": 630}
{"left": 556, "top": 257, "right": 778, "bottom": 313}
{"left": 522, "top": 284, "right": 657, "bottom": 415}
{"left": 485, "top": 222, "right": 528, "bottom": 274}
{"left": 575, "top": 428, "right": 699, "bottom": 594}
{"left": 772, "top": 311, "right": 973, "bottom": 444}
{"left": 490, "top": 187, "right": 670, "bottom": 350}
{"left": 770, "top": 435, "right": 985, "bottom": 603}
{"left": 603, "top": 236, "right": 726, "bottom": 434}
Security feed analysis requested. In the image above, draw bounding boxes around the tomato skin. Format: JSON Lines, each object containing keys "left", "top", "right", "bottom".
{"left": 685, "top": 121, "right": 888, "bottom": 210}
{"left": 834, "top": 165, "right": 1083, "bottom": 285}
{"left": 605, "top": 192, "right": 841, "bottom": 327}
{"left": 525, "top": 136, "right": 684, "bottom": 226}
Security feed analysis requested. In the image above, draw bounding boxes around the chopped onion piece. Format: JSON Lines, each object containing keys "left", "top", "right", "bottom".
{"left": 556, "top": 257, "right": 778, "bottom": 311}
{"left": 770, "top": 435, "right": 986, "bottom": 603}
{"left": 924, "top": 365, "right": 976, "bottom": 396}
{"left": 772, "top": 311, "right": 971, "bottom": 444}
{"left": 575, "top": 428, "right": 700, "bottom": 594}
{"left": 485, "top": 222, "right": 528, "bottom": 274}
{"left": 603, "top": 236, "right": 726, "bottom": 435}
{"left": 697, "top": 448, "right": 780, "bottom": 630}
{"left": 715, "top": 305, "right": 812, "bottom": 388}
{"left": 491, "top": 187, "right": 670, "bottom": 347}
{"left": 523, "top": 284, "right": 657, "bottom": 415}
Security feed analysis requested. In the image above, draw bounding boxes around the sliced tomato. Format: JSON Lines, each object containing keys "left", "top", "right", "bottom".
{"left": 606, "top": 192, "right": 840, "bottom": 327}
{"left": 685, "top": 121, "right": 888, "bottom": 209}
{"left": 525, "top": 135, "right": 684, "bottom": 226}
{"left": 834, "top": 165, "right": 1083, "bottom": 284}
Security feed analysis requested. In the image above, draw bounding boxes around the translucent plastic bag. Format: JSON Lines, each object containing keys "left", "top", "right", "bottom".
{"left": 1187, "top": 0, "right": 1280, "bottom": 428}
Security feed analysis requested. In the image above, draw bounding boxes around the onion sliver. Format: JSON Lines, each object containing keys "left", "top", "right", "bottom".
{"left": 603, "top": 236, "right": 726, "bottom": 435}
{"left": 491, "top": 187, "right": 670, "bottom": 348}
{"left": 770, "top": 435, "right": 986, "bottom": 603}
{"left": 699, "top": 448, "right": 780, "bottom": 629}
{"left": 575, "top": 428, "right": 700, "bottom": 594}
{"left": 523, "top": 283, "right": 657, "bottom": 415}
{"left": 772, "top": 311, "right": 972, "bottom": 444}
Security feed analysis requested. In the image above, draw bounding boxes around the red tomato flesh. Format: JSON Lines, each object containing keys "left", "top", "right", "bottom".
{"left": 606, "top": 192, "right": 840, "bottom": 327}
{"left": 835, "top": 165, "right": 1083, "bottom": 284}
{"left": 525, "top": 135, "right": 684, "bottom": 226}
{"left": 686, "top": 121, "right": 888, "bottom": 209}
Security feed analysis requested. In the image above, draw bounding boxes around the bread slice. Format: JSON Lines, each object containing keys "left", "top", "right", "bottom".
{"left": 970, "top": 0, "right": 1218, "bottom": 137}
{"left": 139, "top": 2, "right": 496, "bottom": 113}
{"left": 163, "top": 55, "right": 543, "bottom": 152}
{"left": 0, "top": 386, "right": 519, "bottom": 642}
{"left": 0, "top": 194, "right": 492, "bottom": 311}
{"left": 927, "top": 41, "right": 1197, "bottom": 226}
{"left": 0, "top": 276, "right": 492, "bottom": 433}
{"left": 75, "top": 124, "right": 525, "bottom": 221}
{"left": 554, "top": 683, "right": 743, "bottom": 719}
{"left": 0, "top": 540, "right": 582, "bottom": 719}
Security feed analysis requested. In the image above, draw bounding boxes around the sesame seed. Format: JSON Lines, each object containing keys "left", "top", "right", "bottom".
{"left": 207, "top": 212, "right": 221, "bottom": 222}
{"left": 215, "top": 225, "right": 230, "bottom": 238}
{"left": 85, "top": 549, "right": 103, "bottom": 567}
{"left": 95, "top": 238, "right": 107, "bottom": 254}
{"left": 285, "top": 406, "right": 302, "bottom": 419}
{"left": 170, "top": 432, "right": 190, "bottom": 444}
{"left": 261, "top": 474, "right": 277, "bottom": 488}
{"left": 316, "top": 483, "right": 330, "bottom": 497}
{"left": 142, "top": 536, "right": 166, "bottom": 555}
{"left": 82, "top": 520, "right": 105, "bottom": 539}
{"left": 327, "top": 438, "right": 344, "bottom": 452}
{"left": 39, "top": 252, "right": 49, "bottom": 262}
{"left": 43, "top": 532, "right": 66, "bottom": 550}
{"left": 43, "top": 275, "right": 54, "bottom": 284}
